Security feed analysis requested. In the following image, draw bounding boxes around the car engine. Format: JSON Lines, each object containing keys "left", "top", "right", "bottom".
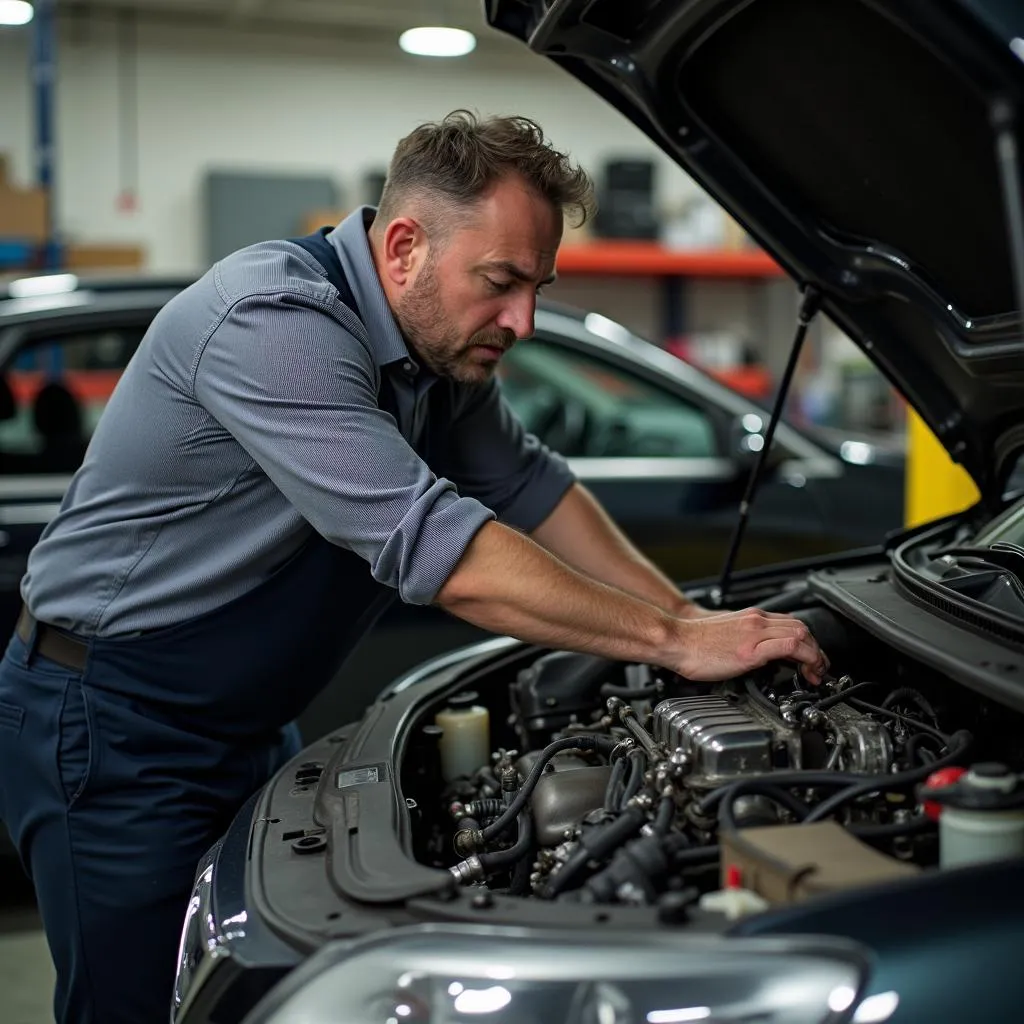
{"left": 405, "top": 620, "right": 1023, "bottom": 910}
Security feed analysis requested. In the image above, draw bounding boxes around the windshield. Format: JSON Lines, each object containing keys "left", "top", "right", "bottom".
{"left": 972, "top": 497, "right": 1024, "bottom": 547}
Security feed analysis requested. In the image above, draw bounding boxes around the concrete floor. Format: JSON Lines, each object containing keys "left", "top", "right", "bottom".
{"left": 0, "top": 900, "right": 55, "bottom": 1024}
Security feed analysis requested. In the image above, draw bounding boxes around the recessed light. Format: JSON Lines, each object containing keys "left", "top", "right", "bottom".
{"left": 399, "top": 26, "right": 476, "bottom": 58}
{"left": 0, "top": 1, "right": 34, "bottom": 27}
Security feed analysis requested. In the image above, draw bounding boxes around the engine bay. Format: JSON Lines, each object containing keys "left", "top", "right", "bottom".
{"left": 399, "top": 603, "right": 1024, "bottom": 915}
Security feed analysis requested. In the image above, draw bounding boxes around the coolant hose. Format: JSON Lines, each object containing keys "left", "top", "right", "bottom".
{"left": 481, "top": 734, "right": 618, "bottom": 843}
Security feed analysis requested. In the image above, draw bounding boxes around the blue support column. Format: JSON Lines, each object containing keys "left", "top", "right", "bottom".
{"left": 32, "top": 0, "right": 59, "bottom": 270}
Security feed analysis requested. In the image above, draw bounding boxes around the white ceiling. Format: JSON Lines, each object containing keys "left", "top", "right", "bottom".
{"left": 60, "top": 0, "right": 503, "bottom": 41}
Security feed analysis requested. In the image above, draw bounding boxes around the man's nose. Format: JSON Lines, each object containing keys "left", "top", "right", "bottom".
{"left": 496, "top": 293, "right": 537, "bottom": 341}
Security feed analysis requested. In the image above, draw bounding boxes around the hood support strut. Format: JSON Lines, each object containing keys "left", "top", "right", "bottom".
{"left": 993, "top": 98, "right": 1024, "bottom": 348}
{"left": 714, "top": 286, "right": 822, "bottom": 608}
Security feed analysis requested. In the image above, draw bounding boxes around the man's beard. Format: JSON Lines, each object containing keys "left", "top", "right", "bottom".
{"left": 394, "top": 260, "right": 516, "bottom": 384}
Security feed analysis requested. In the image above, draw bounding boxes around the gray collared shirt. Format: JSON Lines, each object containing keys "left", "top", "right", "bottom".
{"left": 22, "top": 207, "right": 575, "bottom": 636}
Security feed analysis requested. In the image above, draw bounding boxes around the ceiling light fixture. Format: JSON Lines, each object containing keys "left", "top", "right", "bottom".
{"left": 0, "top": 1, "right": 33, "bottom": 26}
{"left": 399, "top": 26, "right": 476, "bottom": 58}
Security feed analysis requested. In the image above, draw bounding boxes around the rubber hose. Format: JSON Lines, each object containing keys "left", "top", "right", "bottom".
{"left": 882, "top": 688, "right": 938, "bottom": 720}
{"left": 543, "top": 807, "right": 646, "bottom": 898}
{"left": 481, "top": 735, "right": 617, "bottom": 842}
{"left": 718, "top": 781, "right": 812, "bottom": 832}
{"left": 619, "top": 750, "right": 646, "bottom": 809}
{"left": 804, "top": 729, "right": 972, "bottom": 824}
{"left": 465, "top": 799, "right": 506, "bottom": 819}
{"left": 582, "top": 830, "right": 691, "bottom": 904}
{"left": 478, "top": 810, "right": 535, "bottom": 874}
{"left": 698, "top": 771, "right": 864, "bottom": 817}
{"left": 672, "top": 844, "right": 721, "bottom": 867}
{"left": 654, "top": 795, "right": 675, "bottom": 835}
{"left": 603, "top": 756, "right": 627, "bottom": 813}
{"left": 812, "top": 680, "right": 882, "bottom": 710}
{"left": 846, "top": 698, "right": 950, "bottom": 743}
{"left": 849, "top": 815, "right": 932, "bottom": 841}
{"left": 905, "top": 731, "right": 941, "bottom": 767}
{"left": 744, "top": 677, "right": 784, "bottom": 720}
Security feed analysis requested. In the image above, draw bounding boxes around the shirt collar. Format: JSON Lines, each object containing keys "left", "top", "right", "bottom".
{"left": 327, "top": 206, "right": 417, "bottom": 371}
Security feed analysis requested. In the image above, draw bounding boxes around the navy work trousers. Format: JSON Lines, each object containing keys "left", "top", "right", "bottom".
{"left": 0, "top": 629, "right": 301, "bottom": 1022}
{"left": 0, "top": 532, "right": 393, "bottom": 1022}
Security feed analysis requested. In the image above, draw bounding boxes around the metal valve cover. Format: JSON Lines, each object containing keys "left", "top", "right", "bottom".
{"left": 653, "top": 694, "right": 775, "bottom": 782}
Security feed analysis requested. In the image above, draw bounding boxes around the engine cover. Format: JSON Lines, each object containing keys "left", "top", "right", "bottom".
{"left": 652, "top": 691, "right": 895, "bottom": 785}
{"left": 653, "top": 695, "right": 777, "bottom": 783}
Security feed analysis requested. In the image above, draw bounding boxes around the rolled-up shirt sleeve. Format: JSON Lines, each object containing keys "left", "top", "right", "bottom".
{"left": 193, "top": 290, "right": 494, "bottom": 605}
{"left": 435, "top": 377, "right": 577, "bottom": 532}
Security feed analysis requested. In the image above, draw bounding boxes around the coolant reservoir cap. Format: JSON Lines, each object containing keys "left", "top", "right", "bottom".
{"left": 921, "top": 767, "right": 967, "bottom": 822}
{"left": 447, "top": 690, "right": 480, "bottom": 709}
{"left": 920, "top": 763, "right": 1024, "bottom": 814}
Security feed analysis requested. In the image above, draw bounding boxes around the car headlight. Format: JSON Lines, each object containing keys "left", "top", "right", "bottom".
{"left": 241, "top": 924, "right": 872, "bottom": 1024}
{"left": 172, "top": 851, "right": 235, "bottom": 1022}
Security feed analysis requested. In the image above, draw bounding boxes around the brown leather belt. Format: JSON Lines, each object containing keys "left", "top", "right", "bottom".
{"left": 16, "top": 605, "right": 89, "bottom": 672}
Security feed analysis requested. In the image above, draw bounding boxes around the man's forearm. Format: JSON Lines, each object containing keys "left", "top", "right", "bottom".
{"left": 436, "top": 520, "right": 685, "bottom": 669}
{"left": 435, "top": 519, "right": 829, "bottom": 685}
{"left": 530, "top": 483, "right": 701, "bottom": 618}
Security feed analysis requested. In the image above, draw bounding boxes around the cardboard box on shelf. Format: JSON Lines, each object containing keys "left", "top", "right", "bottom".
{"left": 300, "top": 209, "right": 347, "bottom": 236}
{"left": 0, "top": 184, "right": 48, "bottom": 243}
{"left": 64, "top": 244, "right": 145, "bottom": 270}
{"left": 0, "top": 152, "right": 49, "bottom": 243}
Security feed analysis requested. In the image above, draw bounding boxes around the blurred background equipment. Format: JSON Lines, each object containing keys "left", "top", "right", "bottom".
{"left": 594, "top": 157, "right": 658, "bottom": 240}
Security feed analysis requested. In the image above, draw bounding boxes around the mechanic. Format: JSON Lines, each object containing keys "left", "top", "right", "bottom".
{"left": 0, "top": 110, "right": 827, "bottom": 1023}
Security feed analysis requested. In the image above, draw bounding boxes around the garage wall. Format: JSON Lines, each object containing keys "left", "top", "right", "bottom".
{"left": 0, "top": 16, "right": 808, "bottom": 366}
{"left": 0, "top": 17, "right": 707, "bottom": 274}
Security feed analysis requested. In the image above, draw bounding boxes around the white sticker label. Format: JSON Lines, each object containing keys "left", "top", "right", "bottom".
{"left": 337, "top": 765, "right": 380, "bottom": 789}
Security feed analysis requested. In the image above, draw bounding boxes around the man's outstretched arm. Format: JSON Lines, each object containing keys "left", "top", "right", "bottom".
{"left": 530, "top": 482, "right": 716, "bottom": 619}
{"left": 436, "top": 519, "right": 827, "bottom": 684}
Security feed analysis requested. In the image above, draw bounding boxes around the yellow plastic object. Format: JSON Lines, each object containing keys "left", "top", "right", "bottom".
{"left": 905, "top": 408, "right": 980, "bottom": 527}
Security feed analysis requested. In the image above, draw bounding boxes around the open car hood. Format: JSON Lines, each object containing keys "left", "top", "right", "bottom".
{"left": 486, "top": 0, "right": 1024, "bottom": 502}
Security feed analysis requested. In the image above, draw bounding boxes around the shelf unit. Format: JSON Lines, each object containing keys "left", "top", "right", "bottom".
{"left": 556, "top": 242, "right": 783, "bottom": 279}
{"left": 555, "top": 241, "right": 787, "bottom": 350}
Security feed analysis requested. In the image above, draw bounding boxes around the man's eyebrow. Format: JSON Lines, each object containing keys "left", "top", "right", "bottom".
{"left": 483, "top": 260, "right": 558, "bottom": 286}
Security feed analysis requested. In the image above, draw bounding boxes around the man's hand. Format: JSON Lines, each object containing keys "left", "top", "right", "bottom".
{"left": 671, "top": 608, "right": 829, "bottom": 685}
{"left": 440, "top": 522, "right": 829, "bottom": 688}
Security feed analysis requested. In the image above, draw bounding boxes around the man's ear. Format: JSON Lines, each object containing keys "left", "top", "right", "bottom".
{"left": 379, "top": 217, "right": 427, "bottom": 286}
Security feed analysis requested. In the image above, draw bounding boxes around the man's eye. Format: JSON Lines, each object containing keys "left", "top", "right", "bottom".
{"left": 485, "top": 278, "right": 512, "bottom": 293}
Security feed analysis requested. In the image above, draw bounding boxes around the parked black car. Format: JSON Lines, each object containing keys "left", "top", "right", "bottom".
{"left": 0, "top": 274, "right": 902, "bottom": 729}
{"left": 171, "top": 1, "right": 1024, "bottom": 1022}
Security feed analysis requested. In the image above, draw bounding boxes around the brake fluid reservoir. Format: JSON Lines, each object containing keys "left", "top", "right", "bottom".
{"left": 923, "top": 763, "right": 1024, "bottom": 869}
{"left": 435, "top": 692, "right": 490, "bottom": 783}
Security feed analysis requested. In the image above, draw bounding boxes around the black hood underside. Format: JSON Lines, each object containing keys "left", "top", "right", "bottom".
{"left": 486, "top": 0, "right": 1024, "bottom": 501}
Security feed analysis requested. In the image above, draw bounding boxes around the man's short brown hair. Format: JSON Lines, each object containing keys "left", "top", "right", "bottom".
{"left": 376, "top": 110, "right": 596, "bottom": 234}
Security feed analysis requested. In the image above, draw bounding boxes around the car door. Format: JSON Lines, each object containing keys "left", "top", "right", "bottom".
{"left": 497, "top": 323, "right": 851, "bottom": 581}
{"left": 0, "top": 309, "right": 153, "bottom": 638}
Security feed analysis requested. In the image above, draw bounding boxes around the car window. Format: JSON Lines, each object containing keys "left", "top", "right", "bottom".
{"left": 0, "top": 326, "right": 145, "bottom": 473}
{"left": 497, "top": 341, "right": 719, "bottom": 459}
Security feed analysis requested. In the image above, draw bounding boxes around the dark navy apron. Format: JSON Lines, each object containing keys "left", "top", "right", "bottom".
{"left": 0, "top": 228, "right": 408, "bottom": 1024}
